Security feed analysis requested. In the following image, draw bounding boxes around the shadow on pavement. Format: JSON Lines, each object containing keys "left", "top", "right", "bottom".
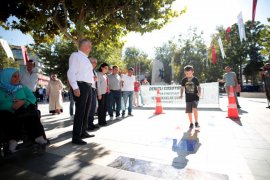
{"left": 42, "top": 117, "right": 73, "bottom": 131}
{"left": 0, "top": 138, "right": 114, "bottom": 179}
{"left": 138, "top": 107, "right": 225, "bottom": 112}
{"left": 228, "top": 117, "right": 243, "bottom": 126}
{"left": 172, "top": 128, "right": 201, "bottom": 169}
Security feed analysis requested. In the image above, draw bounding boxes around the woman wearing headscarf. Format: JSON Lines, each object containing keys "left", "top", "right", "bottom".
{"left": 0, "top": 68, "right": 47, "bottom": 153}
{"left": 47, "top": 73, "right": 64, "bottom": 115}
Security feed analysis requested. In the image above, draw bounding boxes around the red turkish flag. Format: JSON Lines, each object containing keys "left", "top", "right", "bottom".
{"left": 21, "top": 46, "right": 29, "bottom": 65}
{"left": 226, "top": 27, "right": 231, "bottom": 45}
{"left": 252, "top": 0, "right": 257, "bottom": 26}
{"left": 211, "top": 46, "right": 217, "bottom": 64}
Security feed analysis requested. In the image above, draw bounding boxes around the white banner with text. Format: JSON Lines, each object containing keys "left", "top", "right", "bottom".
{"left": 140, "top": 82, "right": 219, "bottom": 107}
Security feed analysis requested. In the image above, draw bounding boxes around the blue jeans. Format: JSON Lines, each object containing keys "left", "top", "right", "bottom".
{"left": 122, "top": 91, "right": 133, "bottom": 115}
{"left": 108, "top": 90, "right": 121, "bottom": 117}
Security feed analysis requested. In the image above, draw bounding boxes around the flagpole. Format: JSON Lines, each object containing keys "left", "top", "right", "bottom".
{"left": 171, "top": 55, "right": 174, "bottom": 83}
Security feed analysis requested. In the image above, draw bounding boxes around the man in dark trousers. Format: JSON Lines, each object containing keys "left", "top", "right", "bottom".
{"left": 88, "top": 57, "right": 99, "bottom": 130}
{"left": 67, "top": 38, "right": 95, "bottom": 145}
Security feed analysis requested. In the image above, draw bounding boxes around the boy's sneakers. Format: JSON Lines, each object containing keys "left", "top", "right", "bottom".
{"left": 109, "top": 116, "right": 114, "bottom": 121}
{"left": 189, "top": 123, "right": 194, "bottom": 129}
{"left": 195, "top": 122, "right": 200, "bottom": 128}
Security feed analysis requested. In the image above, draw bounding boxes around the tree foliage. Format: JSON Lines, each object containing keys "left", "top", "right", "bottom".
{"left": 123, "top": 47, "right": 152, "bottom": 77}
{"left": 209, "top": 21, "right": 267, "bottom": 85}
{"left": 154, "top": 29, "right": 208, "bottom": 84}
{"left": 1, "top": 0, "right": 184, "bottom": 46}
{"left": 259, "top": 18, "right": 270, "bottom": 61}
{"left": 0, "top": 44, "right": 19, "bottom": 69}
{"left": 175, "top": 30, "right": 208, "bottom": 83}
{"left": 33, "top": 36, "right": 124, "bottom": 83}
{"left": 154, "top": 41, "right": 175, "bottom": 83}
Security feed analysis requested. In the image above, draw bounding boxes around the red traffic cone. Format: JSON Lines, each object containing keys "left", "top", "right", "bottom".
{"left": 154, "top": 88, "right": 164, "bottom": 115}
{"left": 227, "top": 86, "right": 239, "bottom": 119}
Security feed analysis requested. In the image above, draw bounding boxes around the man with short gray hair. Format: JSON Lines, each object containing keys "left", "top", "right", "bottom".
{"left": 67, "top": 38, "right": 95, "bottom": 145}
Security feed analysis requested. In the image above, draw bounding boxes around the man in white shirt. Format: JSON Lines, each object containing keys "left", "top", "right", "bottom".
{"left": 20, "top": 59, "right": 38, "bottom": 102}
{"left": 67, "top": 38, "right": 95, "bottom": 145}
{"left": 121, "top": 67, "right": 136, "bottom": 117}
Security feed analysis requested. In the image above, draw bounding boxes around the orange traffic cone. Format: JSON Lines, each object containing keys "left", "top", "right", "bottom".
{"left": 227, "top": 86, "right": 239, "bottom": 119}
{"left": 154, "top": 88, "right": 164, "bottom": 115}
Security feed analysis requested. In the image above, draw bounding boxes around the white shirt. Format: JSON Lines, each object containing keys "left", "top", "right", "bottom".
{"left": 122, "top": 74, "right": 135, "bottom": 91}
{"left": 67, "top": 51, "right": 94, "bottom": 90}
{"left": 20, "top": 68, "right": 38, "bottom": 92}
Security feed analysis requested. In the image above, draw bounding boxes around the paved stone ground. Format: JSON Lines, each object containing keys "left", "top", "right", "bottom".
{"left": 1, "top": 94, "right": 270, "bottom": 180}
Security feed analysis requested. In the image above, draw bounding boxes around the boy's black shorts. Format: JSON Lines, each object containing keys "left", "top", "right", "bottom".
{"left": 185, "top": 101, "right": 198, "bottom": 113}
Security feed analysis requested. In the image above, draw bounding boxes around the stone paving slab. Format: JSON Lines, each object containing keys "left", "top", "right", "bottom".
{"left": 1, "top": 95, "right": 270, "bottom": 180}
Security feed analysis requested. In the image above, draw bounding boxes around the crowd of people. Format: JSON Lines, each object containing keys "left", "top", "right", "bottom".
{"left": 1, "top": 37, "right": 269, "bottom": 152}
{"left": 66, "top": 39, "right": 150, "bottom": 145}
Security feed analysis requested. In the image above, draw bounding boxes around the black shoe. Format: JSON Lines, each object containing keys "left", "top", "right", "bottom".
{"left": 237, "top": 105, "right": 241, "bottom": 108}
{"left": 81, "top": 132, "right": 95, "bottom": 139}
{"left": 128, "top": 113, "right": 134, "bottom": 116}
{"left": 189, "top": 123, "right": 194, "bottom": 129}
{"left": 195, "top": 122, "right": 200, "bottom": 128}
{"left": 87, "top": 125, "right": 99, "bottom": 131}
{"left": 98, "top": 122, "right": 107, "bottom": 126}
{"left": 72, "top": 139, "right": 87, "bottom": 145}
{"left": 121, "top": 114, "right": 125, "bottom": 118}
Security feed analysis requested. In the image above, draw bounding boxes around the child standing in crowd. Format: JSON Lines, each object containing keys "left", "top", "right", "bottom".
{"left": 133, "top": 77, "right": 140, "bottom": 107}
{"left": 180, "top": 65, "right": 201, "bottom": 129}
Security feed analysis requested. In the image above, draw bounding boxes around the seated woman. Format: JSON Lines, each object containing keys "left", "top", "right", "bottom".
{"left": 0, "top": 68, "right": 47, "bottom": 153}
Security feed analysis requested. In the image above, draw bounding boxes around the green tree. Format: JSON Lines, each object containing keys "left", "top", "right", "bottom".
{"left": 123, "top": 47, "right": 152, "bottom": 77}
{"left": 153, "top": 29, "right": 208, "bottom": 84}
{"left": 243, "top": 21, "right": 265, "bottom": 84}
{"left": 154, "top": 41, "right": 176, "bottom": 84}
{"left": 174, "top": 30, "right": 208, "bottom": 83}
{"left": 34, "top": 36, "right": 124, "bottom": 83}
{"left": 208, "top": 25, "right": 243, "bottom": 83}
{"left": 0, "top": 44, "right": 19, "bottom": 69}
{"left": 33, "top": 39, "right": 76, "bottom": 83}
{"left": 1, "top": 0, "right": 184, "bottom": 46}
{"left": 209, "top": 21, "right": 266, "bottom": 85}
{"left": 259, "top": 18, "right": 270, "bottom": 61}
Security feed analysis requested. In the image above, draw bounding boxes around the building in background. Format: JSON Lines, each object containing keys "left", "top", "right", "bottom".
{"left": 11, "top": 45, "right": 49, "bottom": 87}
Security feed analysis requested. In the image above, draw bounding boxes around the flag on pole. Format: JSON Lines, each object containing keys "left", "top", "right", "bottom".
{"left": 211, "top": 46, "right": 217, "bottom": 64}
{"left": 218, "top": 37, "right": 226, "bottom": 59}
{"left": 21, "top": 46, "right": 29, "bottom": 65}
{"left": 237, "top": 12, "right": 246, "bottom": 42}
{"left": 225, "top": 27, "right": 231, "bottom": 45}
{"left": 0, "top": 39, "right": 14, "bottom": 60}
{"left": 252, "top": 0, "right": 258, "bottom": 26}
